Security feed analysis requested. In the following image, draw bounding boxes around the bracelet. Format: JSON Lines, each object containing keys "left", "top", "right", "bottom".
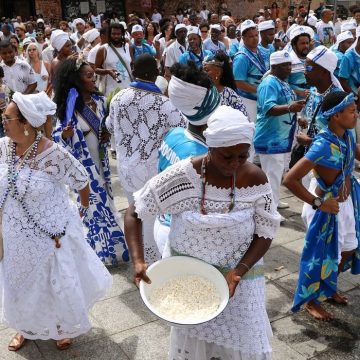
{"left": 287, "top": 103, "right": 292, "bottom": 113}
{"left": 238, "top": 262, "right": 250, "bottom": 272}
{"left": 78, "top": 204, "right": 89, "bottom": 215}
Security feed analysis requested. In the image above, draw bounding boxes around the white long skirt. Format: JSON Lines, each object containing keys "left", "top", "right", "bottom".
{"left": 0, "top": 205, "right": 112, "bottom": 340}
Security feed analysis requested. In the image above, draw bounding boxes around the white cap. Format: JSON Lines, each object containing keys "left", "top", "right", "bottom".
{"left": 187, "top": 26, "right": 200, "bottom": 36}
{"left": 336, "top": 31, "right": 354, "bottom": 44}
{"left": 341, "top": 21, "right": 357, "bottom": 32}
{"left": 210, "top": 24, "right": 221, "bottom": 31}
{"left": 175, "top": 23, "right": 187, "bottom": 33}
{"left": 270, "top": 50, "right": 291, "bottom": 65}
{"left": 131, "top": 24, "right": 143, "bottom": 34}
{"left": 290, "top": 25, "right": 314, "bottom": 41}
{"left": 36, "top": 18, "right": 44, "bottom": 24}
{"left": 307, "top": 15, "right": 318, "bottom": 27}
{"left": 221, "top": 15, "right": 230, "bottom": 21}
{"left": 241, "top": 19, "right": 257, "bottom": 35}
{"left": 258, "top": 20, "right": 275, "bottom": 32}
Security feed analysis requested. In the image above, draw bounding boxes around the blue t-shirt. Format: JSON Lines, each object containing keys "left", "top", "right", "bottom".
{"left": 331, "top": 48, "right": 344, "bottom": 78}
{"left": 179, "top": 49, "right": 213, "bottom": 69}
{"left": 158, "top": 127, "right": 208, "bottom": 226}
{"left": 132, "top": 42, "right": 156, "bottom": 60}
{"left": 229, "top": 42, "right": 242, "bottom": 59}
{"left": 338, "top": 48, "right": 360, "bottom": 93}
{"left": 258, "top": 43, "right": 275, "bottom": 70}
{"left": 233, "top": 46, "right": 267, "bottom": 100}
{"left": 202, "top": 38, "right": 227, "bottom": 55}
{"left": 254, "top": 75, "right": 297, "bottom": 154}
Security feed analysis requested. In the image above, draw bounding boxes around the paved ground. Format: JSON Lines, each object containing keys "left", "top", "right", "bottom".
{"left": 0, "top": 162, "right": 359, "bottom": 360}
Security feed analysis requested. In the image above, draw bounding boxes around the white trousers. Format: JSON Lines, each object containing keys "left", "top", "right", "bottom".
{"left": 259, "top": 153, "right": 289, "bottom": 209}
{"left": 302, "top": 177, "right": 358, "bottom": 263}
{"left": 242, "top": 97, "right": 257, "bottom": 163}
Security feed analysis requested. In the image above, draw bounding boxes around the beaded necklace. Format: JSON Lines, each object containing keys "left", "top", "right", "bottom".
{"left": 200, "top": 156, "right": 236, "bottom": 215}
{"left": 0, "top": 134, "right": 66, "bottom": 248}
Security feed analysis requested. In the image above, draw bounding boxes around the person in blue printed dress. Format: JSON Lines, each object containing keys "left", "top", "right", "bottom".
{"left": 129, "top": 24, "right": 156, "bottom": 66}
{"left": 202, "top": 24, "right": 227, "bottom": 56}
{"left": 155, "top": 62, "right": 217, "bottom": 256}
{"left": 258, "top": 20, "right": 276, "bottom": 70}
{"left": 330, "top": 31, "right": 354, "bottom": 78}
{"left": 288, "top": 26, "right": 314, "bottom": 99}
{"left": 284, "top": 91, "right": 360, "bottom": 321}
{"left": 179, "top": 26, "right": 212, "bottom": 70}
{"left": 255, "top": 50, "right": 305, "bottom": 217}
{"left": 203, "top": 52, "right": 248, "bottom": 116}
{"left": 53, "top": 58, "right": 129, "bottom": 266}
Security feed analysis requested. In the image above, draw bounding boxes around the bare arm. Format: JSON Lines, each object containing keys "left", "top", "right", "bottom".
{"left": 94, "top": 46, "right": 115, "bottom": 78}
{"left": 78, "top": 183, "right": 90, "bottom": 208}
{"left": 267, "top": 100, "right": 305, "bottom": 116}
{"left": 339, "top": 77, "right": 353, "bottom": 94}
{"left": 235, "top": 80, "right": 257, "bottom": 94}
{"left": 23, "top": 82, "right": 37, "bottom": 94}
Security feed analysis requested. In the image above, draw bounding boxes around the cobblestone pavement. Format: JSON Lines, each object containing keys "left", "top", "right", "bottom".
{"left": 0, "top": 162, "right": 359, "bottom": 360}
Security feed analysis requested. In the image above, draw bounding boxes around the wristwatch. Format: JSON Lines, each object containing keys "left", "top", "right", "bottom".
{"left": 312, "top": 197, "right": 323, "bottom": 210}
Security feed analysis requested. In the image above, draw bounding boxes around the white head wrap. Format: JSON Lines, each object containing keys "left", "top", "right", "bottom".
{"left": 119, "top": 21, "right": 127, "bottom": 30}
{"left": 307, "top": 45, "right": 343, "bottom": 90}
{"left": 221, "top": 15, "right": 230, "bottom": 21}
{"left": 210, "top": 24, "right": 221, "bottom": 32}
{"left": 204, "top": 105, "right": 254, "bottom": 147}
{"left": 12, "top": 91, "right": 56, "bottom": 128}
{"left": 341, "top": 21, "right": 357, "bottom": 32}
{"left": 37, "top": 18, "right": 44, "bottom": 24}
{"left": 155, "top": 75, "right": 168, "bottom": 95}
{"left": 187, "top": 26, "right": 200, "bottom": 36}
{"left": 336, "top": 31, "right": 354, "bottom": 45}
{"left": 175, "top": 24, "right": 187, "bottom": 33}
{"left": 306, "top": 15, "right": 318, "bottom": 27}
{"left": 270, "top": 50, "right": 291, "bottom": 65}
{"left": 290, "top": 26, "right": 314, "bottom": 41}
{"left": 241, "top": 19, "right": 257, "bottom": 35}
{"left": 168, "top": 76, "right": 220, "bottom": 126}
{"left": 73, "top": 18, "right": 85, "bottom": 26}
{"left": 82, "top": 28, "right": 100, "bottom": 43}
{"left": 50, "top": 30, "right": 70, "bottom": 51}
{"left": 131, "top": 24, "right": 143, "bottom": 34}
{"left": 258, "top": 20, "right": 275, "bottom": 32}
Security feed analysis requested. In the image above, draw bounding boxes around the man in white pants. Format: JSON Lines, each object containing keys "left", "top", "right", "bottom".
{"left": 254, "top": 50, "right": 305, "bottom": 219}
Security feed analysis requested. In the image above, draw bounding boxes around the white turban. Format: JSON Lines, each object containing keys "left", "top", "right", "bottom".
{"left": 13, "top": 91, "right": 56, "bottom": 128}
{"left": 258, "top": 20, "right": 275, "bottom": 32}
{"left": 187, "top": 26, "right": 200, "bottom": 36}
{"left": 168, "top": 76, "right": 220, "bottom": 126}
{"left": 241, "top": 19, "right": 257, "bottom": 35}
{"left": 73, "top": 18, "right": 85, "bottom": 26}
{"left": 341, "top": 21, "right": 357, "bottom": 32}
{"left": 270, "top": 50, "right": 291, "bottom": 65}
{"left": 306, "top": 15, "right": 318, "bottom": 28}
{"left": 289, "top": 26, "right": 314, "bottom": 41}
{"left": 175, "top": 24, "right": 187, "bottom": 33}
{"left": 82, "top": 28, "right": 100, "bottom": 43}
{"left": 307, "top": 45, "right": 343, "bottom": 90}
{"left": 50, "top": 30, "right": 70, "bottom": 51}
{"left": 204, "top": 105, "right": 254, "bottom": 147}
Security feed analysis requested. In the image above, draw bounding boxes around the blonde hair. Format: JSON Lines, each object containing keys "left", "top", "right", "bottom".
{"left": 26, "top": 43, "right": 42, "bottom": 63}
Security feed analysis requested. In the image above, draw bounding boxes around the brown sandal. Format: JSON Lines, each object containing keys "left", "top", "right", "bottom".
{"left": 56, "top": 338, "right": 72, "bottom": 350}
{"left": 8, "top": 333, "right": 26, "bottom": 351}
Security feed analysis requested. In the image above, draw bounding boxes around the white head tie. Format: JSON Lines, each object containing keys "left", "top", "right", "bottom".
{"left": 306, "top": 15, "right": 318, "bottom": 27}
{"left": 290, "top": 26, "right": 314, "bottom": 41}
{"left": 13, "top": 91, "right": 56, "bottom": 128}
{"left": 270, "top": 50, "right": 291, "bottom": 65}
{"left": 82, "top": 28, "right": 99, "bottom": 43}
{"left": 210, "top": 24, "right": 222, "bottom": 32}
{"left": 341, "top": 21, "right": 357, "bottom": 32}
{"left": 50, "top": 30, "right": 69, "bottom": 51}
{"left": 258, "top": 20, "right": 275, "bottom": 32}
{"left": 175, "top": 24, "right": 187, "bottom": 33}
{"left": 241, "top": 20, "right": 257, "bottom": 35}
{"left": 307, "top": 45, "right": 343, "bottom": 90}
{"left": 73, "top": 18, "right": 85, "bottom": 26}
{"left": 204, "top": 105, "right": 254, "bottom": 147}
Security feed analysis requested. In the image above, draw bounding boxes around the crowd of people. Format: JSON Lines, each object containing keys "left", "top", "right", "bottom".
{"left": 0, "top": 2, "right": 360, "bottom": 359}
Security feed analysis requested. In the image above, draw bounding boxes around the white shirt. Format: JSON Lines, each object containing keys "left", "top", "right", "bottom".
{"left": 151, "top": 12, "right": 162, "bottom": 23}
{"left": 91, "top": 15, "right": 102, "bottom": 29}
{"left": 87, "top": 43, "right": 101, "bottom": 64}
{"left": 200, "top": 9, "right": 210, "bottom": 21}
{"left": 1, "top": 58, "right": 36, "bottom": 93}
{"left": 164, "top": 40, "right": 187, "bottom": 68}
{"left": 316, "top": 20, "right": 336, "bottom": 48}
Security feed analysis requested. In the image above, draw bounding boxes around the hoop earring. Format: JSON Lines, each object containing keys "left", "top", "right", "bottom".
{"left": 24, "top": 128, "right": 29, "bottom": 136}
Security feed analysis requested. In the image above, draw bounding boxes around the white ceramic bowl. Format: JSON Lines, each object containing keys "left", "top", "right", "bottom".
{"left": 139, "top": 256, "right": 229, "bottom": 327}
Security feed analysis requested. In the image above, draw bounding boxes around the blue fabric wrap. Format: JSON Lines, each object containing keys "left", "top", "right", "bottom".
{"left": 321, "top": 93, "right": 355, "bottom": 119}
{"left": 130, "top": 79, "right": 162, "bottom": 94}
{"left": 64, "top": 88, "right": 79, "bottom": 127}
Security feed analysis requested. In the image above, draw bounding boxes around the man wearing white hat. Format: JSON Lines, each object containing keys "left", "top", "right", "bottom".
{"left": 258, "top": 20, "right": 276, "bottom": 69}
{"left": 287, "top": 25, "right": 314, "bottom": 98}
{"left": 203, "top": 24, "right": 226, "bottom": 56}
{"left": 129, "top": 24, "right": 156, "bottom": 64}
{"left": 164, "top": 24, "right": 188, "bottom": 77}
{"left": 330, "top": 31, "right": 354, "bottom": 77}
{"left": 254, "top": 50, "right": 305, "bottom": 214}
{"left": 316, "top": 9, "right": 336, "bottom": 48}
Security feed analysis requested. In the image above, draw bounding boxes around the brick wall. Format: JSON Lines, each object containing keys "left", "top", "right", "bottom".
{"left": 35, "top": 0, "right": 62, "bottom": 22}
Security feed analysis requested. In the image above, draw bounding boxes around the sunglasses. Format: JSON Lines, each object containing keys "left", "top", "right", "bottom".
{"left": 200, "top": 30, "right": 208, "bottom": 33}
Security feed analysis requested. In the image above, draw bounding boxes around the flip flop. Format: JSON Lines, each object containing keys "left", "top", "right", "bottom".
{"left": 56, "top": 338, "right": 72, "bottom": 350}
{"left": 8, "top": 333, "right": 26, "bottom": 351}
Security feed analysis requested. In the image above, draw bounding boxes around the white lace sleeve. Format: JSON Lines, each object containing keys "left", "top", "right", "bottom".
{"left": 34, "top": 144, "right": 89, "bottom": 191}
{"left": 253, "top": 182, "right": 281, "bottom": 240}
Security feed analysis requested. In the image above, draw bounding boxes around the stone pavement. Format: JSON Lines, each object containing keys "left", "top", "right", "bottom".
{"left": 0, "top": 162, "right": 359, "bottom": 360}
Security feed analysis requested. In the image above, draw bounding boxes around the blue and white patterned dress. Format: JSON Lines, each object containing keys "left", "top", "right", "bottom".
{"left": 220, "top": 87, "right": 249, "bottom": 117}
{"left": 53, "top": 94, "right": 129, "bottom": 265}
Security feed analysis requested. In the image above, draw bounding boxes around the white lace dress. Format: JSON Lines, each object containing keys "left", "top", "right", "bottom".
{"left": 134, "top": 158, "right": 280, "bottom": 360}
{"left": 0, "top": 138, "right": 112, "bottom": 340}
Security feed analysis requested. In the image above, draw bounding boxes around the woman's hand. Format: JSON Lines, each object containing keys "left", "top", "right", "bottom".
{"left": 289, "top": 100, "right": 305, "bottom": 113}
{"left": 319, "top": 197, "right": 339, "bottom": 214}
{"left": 62, "top": 126, "right": 74, "bottom": 140}
{"left": 225, "top": 269, "right": 241, "bottom": 298}
{"left": 133, "top": 261, "right": 151, "bottom": 287}
{"left": 107, "top": 69, "right": 118, "bottom": 80}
